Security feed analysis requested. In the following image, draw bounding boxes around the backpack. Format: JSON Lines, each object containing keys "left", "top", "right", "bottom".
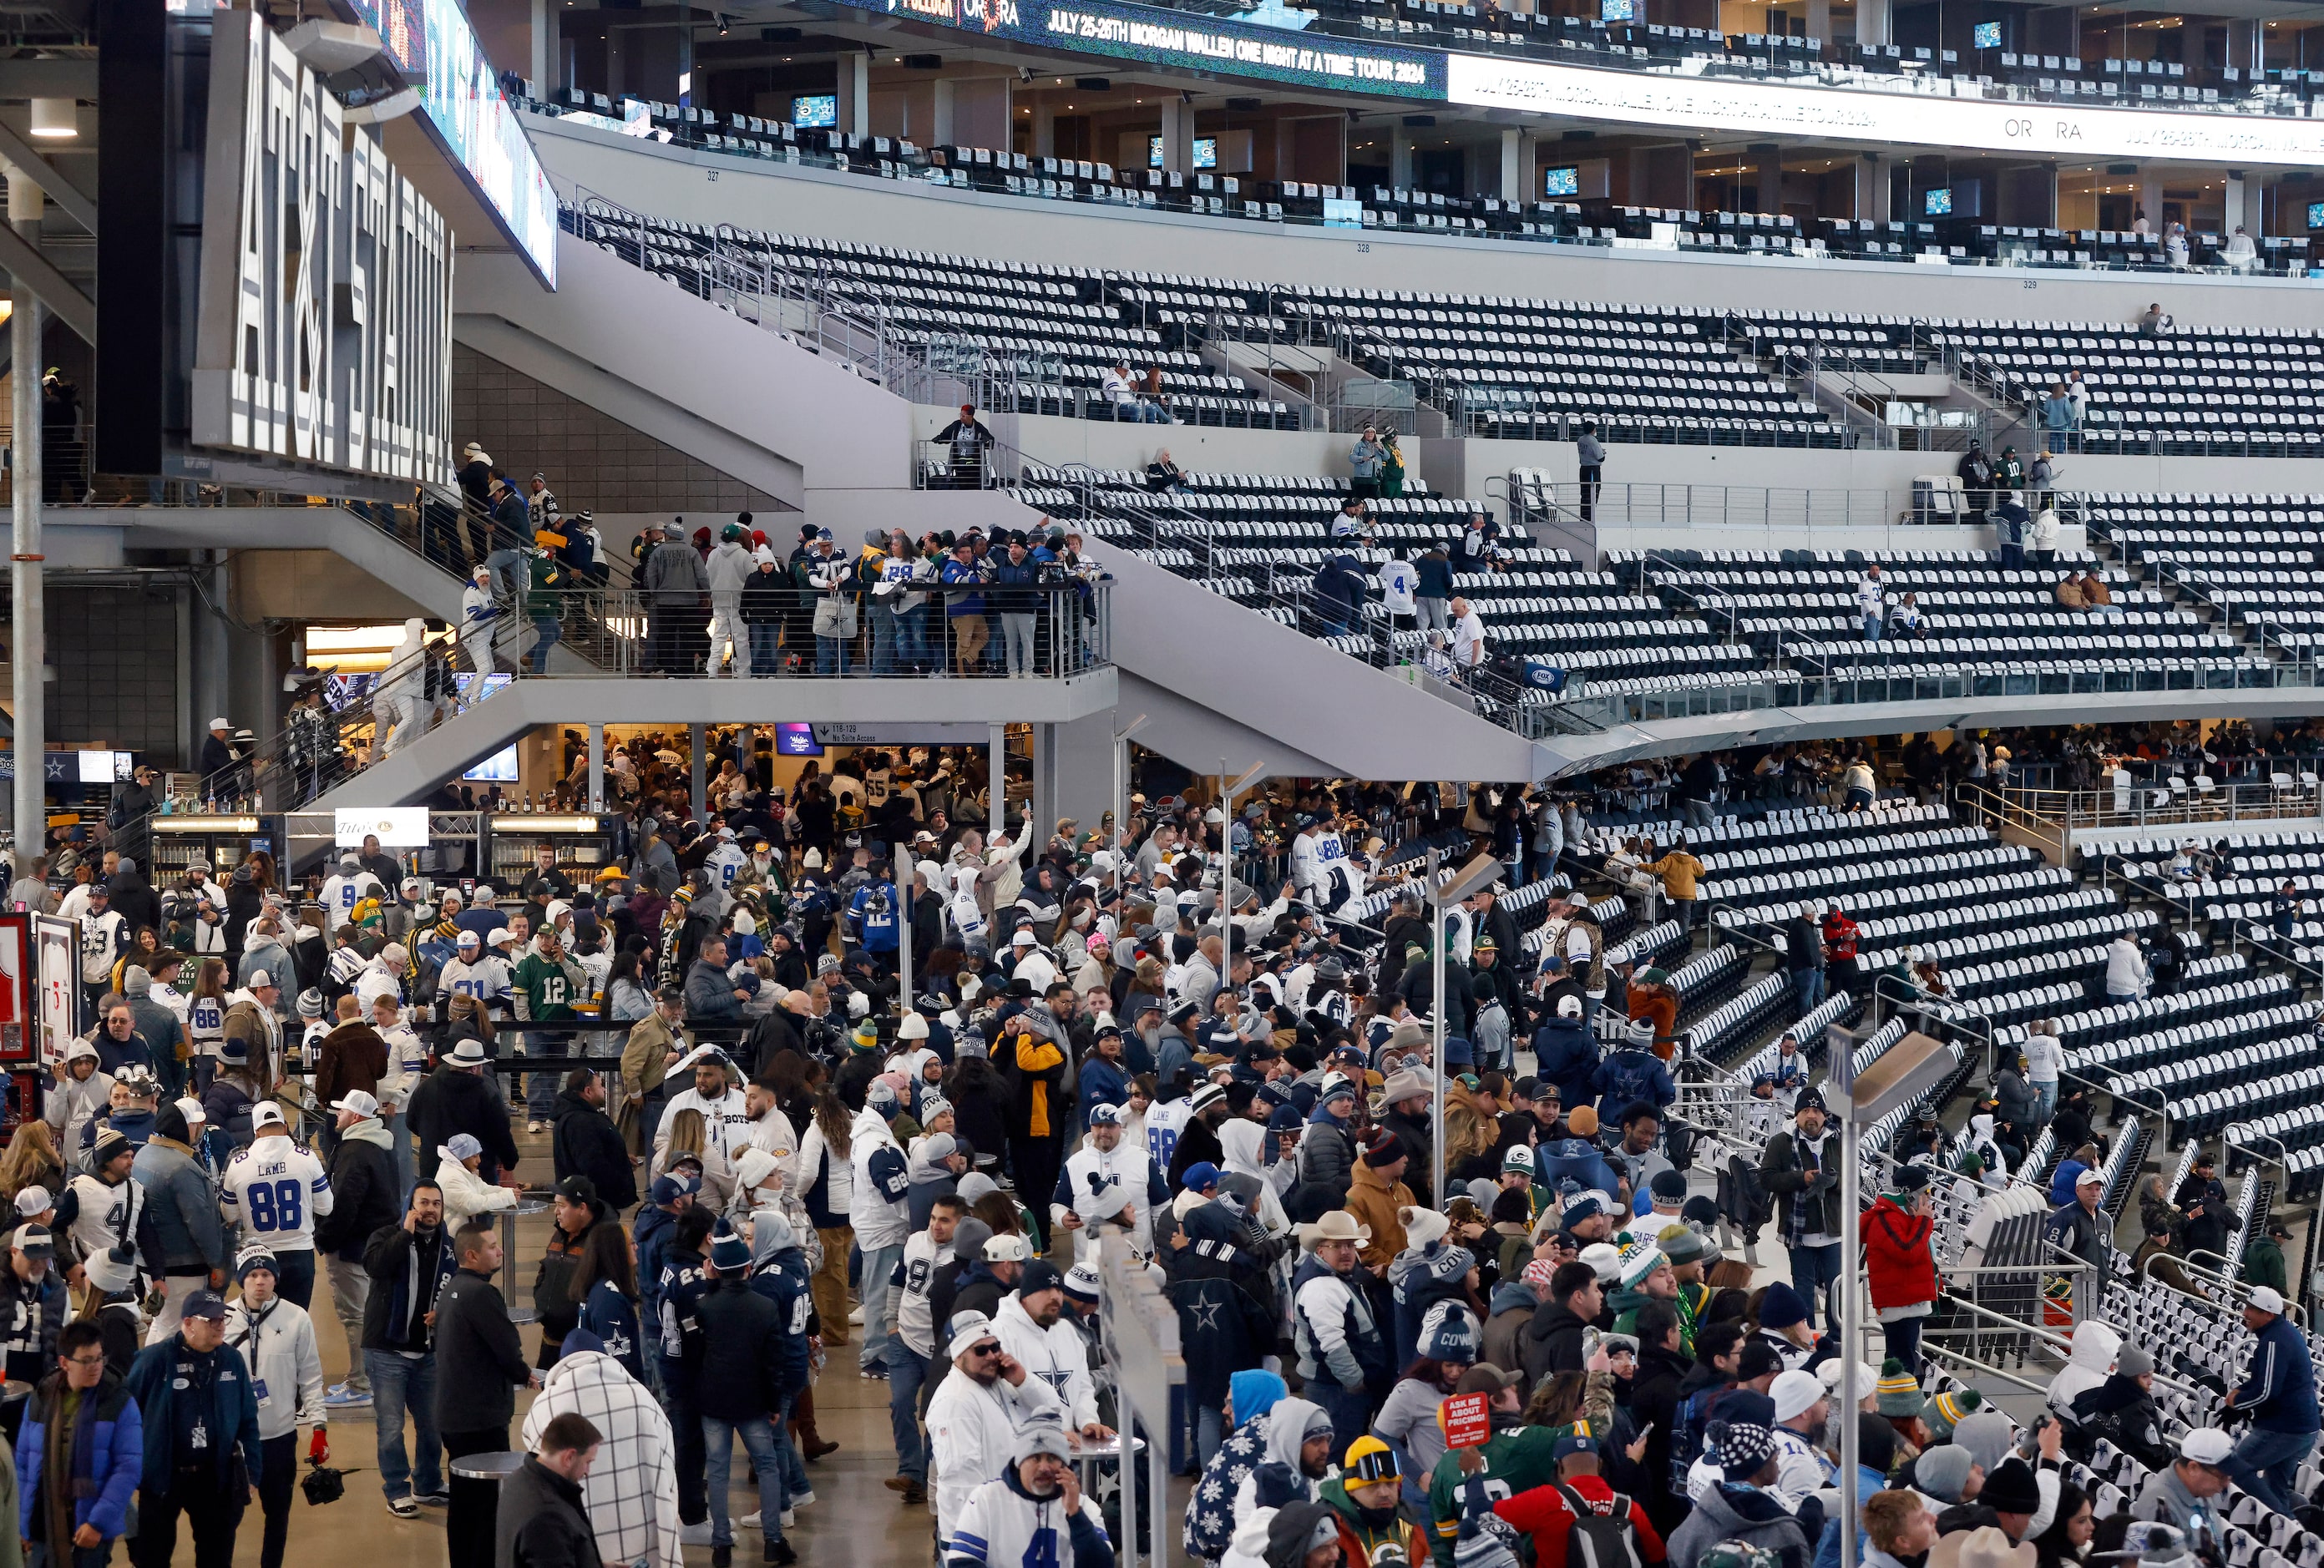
{"left": 1720, "top": 1153, "right": 1775, "bottom": 1242}
{"left": 1555, "top": 1485, "right": 1643, "bottom": 1568}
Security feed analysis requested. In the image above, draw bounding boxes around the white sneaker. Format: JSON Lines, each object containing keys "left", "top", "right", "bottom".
{"left": 741, "top": 1513, "right": 762, "bottom": 1532}
{"left": 681, "top": 1521, "right": 716, "bottom": 1546}
{"left": 848, "top": 1304, "right": 865, "bottom": 1325}
{"left": 781, "top": 1511, "right": 796, "bottom": 1530}
{"left": 790, "top": 1490, "right": 816, "bottom": 1509}
{"left": 527, "top": 1120, "right": 544, "bottom": 1133}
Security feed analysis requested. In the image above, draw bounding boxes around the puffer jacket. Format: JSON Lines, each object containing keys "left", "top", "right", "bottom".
{"left": 131, "top": 1136, "right": 228, "bottom": 1275}
{"left": 15, "top": 1368, "right": 140, "bottom": 1542}
{"left": 2045, "top": 1319, "right": 2121, "bottom": 1420}
{"left": 1864, "top": 1194, "right": 1937, "bottom": 1312}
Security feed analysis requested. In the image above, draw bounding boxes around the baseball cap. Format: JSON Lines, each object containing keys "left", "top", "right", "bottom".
{"left": 2250, "top": 1286, "right": 2287, "bottom": 1314}
{"left": 251, "top": 1102, "right": 286, "bottom": 1130}
{"left": 181, "top": 1289, "right": 228, "bottom": 1322}
{"left": 332, "top": 1090, "right": 380, "bottom": 1119}
{"left": 2179, "top": 1429, "right": 2235, "bottom": 1467}
{"left": 10, "top": 1224, "right": 50, "bottom": 1257}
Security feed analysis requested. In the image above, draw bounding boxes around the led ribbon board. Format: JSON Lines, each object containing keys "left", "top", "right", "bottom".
{"left": 1446, "top": 52, "right": 2324, "bottom": 167}
{"left": 858, "top": 0, "right": 1443, "bottom": 98}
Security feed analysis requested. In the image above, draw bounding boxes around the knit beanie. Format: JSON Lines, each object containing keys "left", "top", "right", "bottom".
{"left": 1876, "top": 1358, "right": 1923, "bottom": 1416}
{"left": 1921, "top": 1385, "right": 1982, "bottom": 1441}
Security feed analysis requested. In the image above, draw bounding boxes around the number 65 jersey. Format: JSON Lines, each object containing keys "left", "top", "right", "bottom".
{"left": 220, "top": 1133, "right": 334, "bottom": 1254}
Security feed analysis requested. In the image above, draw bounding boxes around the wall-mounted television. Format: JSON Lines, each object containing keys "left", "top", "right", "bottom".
{"left": 1925, "top": 187, "right": 1955, "bottom": 215}
{"left": 1972, "top": 22, "right": 2002, "bottom": 49}
{"left": 792, "top": 94, "right": 838, "bottom": 128}
{"left": 1543, "top": 165, "right": 1581, "bottom": 197}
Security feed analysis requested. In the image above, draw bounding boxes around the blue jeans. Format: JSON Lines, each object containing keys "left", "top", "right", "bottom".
{"left": 484, "top": 549, "right": 527, "bottom": 602}
{"left": 1196, "top": 1404, "right": 1224, "bottom": 1467}
{"left": 1862, "top": 615, "right": 1882, "bottom": 642}
{"left": 2032, "top": 1080, "right": 2058, "bottom": 1125}
{"left": 29, "top": 1546, "right": 112, "bottom": 1568}
{"left": 524, "top": 1032, "right": 567, "bottom": 1120}
{"left": 886, "top": 1340, "right": 932, "bottom": 1480}
{"left": 531, "top": 615, "right": 560, "bottom": 671}
{"left": 271, "top": 1248, "right": 315, "bottom": 1310}
{"left": 899, "top": 605, "right": 929, "bottom": 668}
{"left": 366, "top": 1349, "right": 443, "bottom": 1500}
{"left": 1313, "top": 1380, "right": 1373, "bottom": 1459}
{"left": 1789, "top": 1240, "right": 1844, "bottom": 1333}
{"left": 1792, "top": 969, "right": 1825, "bottom": 1018}
{"left": 704, "top": 1409, "right": 792, "bottom": 1545}
{"left": 2227, "top": 1426, "right": 2315, "bottom": 1516}
{"left": 749, "top": 625, "right": 782, "bottom": 675}
{"left": 858, "top": 1242, "right": 903, "bottom": 1368}
{"left": 817, "top": 634, "right": 848, "bottom": 675}
{"left": 871, "top": 610, "right": 899, "bottom": 674}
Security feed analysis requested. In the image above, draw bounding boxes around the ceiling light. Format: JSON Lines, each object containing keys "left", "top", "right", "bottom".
{"left": 28, "top": 99, "right": 75, "bottom": 139}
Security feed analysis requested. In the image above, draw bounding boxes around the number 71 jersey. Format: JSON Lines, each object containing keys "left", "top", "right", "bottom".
{"left": 220, "top": 1137, "right": 334, "bottom": 1249}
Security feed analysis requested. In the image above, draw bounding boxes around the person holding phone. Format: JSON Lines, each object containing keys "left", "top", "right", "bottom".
{"left": 925, "top": 1308, "right": 1067, "bottom": 1555}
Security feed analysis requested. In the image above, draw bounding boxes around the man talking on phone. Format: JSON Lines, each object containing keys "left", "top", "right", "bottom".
{"left": 926, "top": 1309, "right": 1068, "bottom": 1554}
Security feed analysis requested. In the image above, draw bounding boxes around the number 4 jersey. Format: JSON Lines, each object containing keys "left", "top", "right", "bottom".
{"left": 220, "top": 1136, "right": 333, "bottom": 1253}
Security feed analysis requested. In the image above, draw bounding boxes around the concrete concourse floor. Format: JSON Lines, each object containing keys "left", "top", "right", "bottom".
{"left": 185, "top": 1124, "right": 941, "bottom": 1568}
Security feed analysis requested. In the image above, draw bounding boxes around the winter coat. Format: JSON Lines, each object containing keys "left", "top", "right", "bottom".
{"left": 1864, "top": 1195, "right": 1937, "bottom": 1311}
{"left": 408, "top": 1066, "right": 521, "bottom": 1183}
{"left": 315, "top": 1119, "right": 399, "bottom": 1261}
{"left": 15, "top": 1368, "right": 139, "bottom": 1543}
{"left": 1523, "top": 1300, "right": 1592, "bottom": 1388}
{"left": 1668, "top": 1483, "right": 1821, "bottom": 1568}
{"left": 2045, "top": 1320, "right": 2121, "bottom": 1421}
{"left": 131, "top": 1137, "right": 228, "bottom": 1274}
{"left": 1165, "top": 1203, "right": 1278, "bottom": 1410}
{"left": 494, "top": 1455, "right": 604, "bottom": 1568}
{"left": 1760, "top": 1127, "right": 1843, "bottom": 1240}
{"left": 1533, "top": 1016, "right": 1598, "bottom": 1116}
{"left": 433, "top": 1268, "right": 533, "bottom": 1435}
{"left": 121, "top": 1335, "right": 261, "bottom": 1495}
{"left": 553, "top": 1089, "right": 638, "bottom": 1211}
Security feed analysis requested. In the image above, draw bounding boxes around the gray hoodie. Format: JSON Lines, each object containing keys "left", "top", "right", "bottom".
{"left": 706, "top": 541, "right": 755, "bottom": 604}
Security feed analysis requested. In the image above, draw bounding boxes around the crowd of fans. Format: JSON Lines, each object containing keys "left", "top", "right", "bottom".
{"left": 6, "top": 723, "right": 2324, "bottom": 1568}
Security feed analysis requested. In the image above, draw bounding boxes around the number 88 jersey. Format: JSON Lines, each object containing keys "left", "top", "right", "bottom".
{"left": 220, "top": 1136, "right": 333, "bottom": 1250}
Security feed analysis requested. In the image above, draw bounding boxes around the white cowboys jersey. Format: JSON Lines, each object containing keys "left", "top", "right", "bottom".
{"left": 220, "top": 1137, "right": 333, "bottom": 1252}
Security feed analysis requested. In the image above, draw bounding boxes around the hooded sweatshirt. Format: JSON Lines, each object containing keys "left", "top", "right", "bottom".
{"left": 519, "top": 1350, "right": 684, "bottom": 1568}
{"left": 2046, "top": 1320, "right": 2121, "bottom": 1420}
{"left": 1232, "top": 1398, "right": 1329, "bottom": 1520}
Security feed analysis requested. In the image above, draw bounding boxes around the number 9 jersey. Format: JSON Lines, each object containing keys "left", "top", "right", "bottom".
{"left": 220, "top": 1135, "right": 334, "bottom": 1253}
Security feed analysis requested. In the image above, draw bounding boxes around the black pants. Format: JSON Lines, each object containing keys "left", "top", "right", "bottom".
{"left": 443, "top": 1425, "right": 508, "bottom": 1568}
{"left": 257, "top": 1430, "right": 296, "bottom": 1568}
{"left": 1008, "top": 1136, "right": 1061, "bottom": 1249}
{"left": 671, "top": 1389, "right": 708, "bottom": 1523}
{"left": 1577, "top": 464, "right": 1602, "bottom": 522}
{"left": 130, "top": 1467, "right": 246, "bottom": 1568}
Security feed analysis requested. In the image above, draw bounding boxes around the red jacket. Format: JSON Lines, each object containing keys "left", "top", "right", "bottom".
{"left": 1864, "top": 1194, "right": 1938, "bottom": 1311}
{"left": 1495, "top": 1478, "right": 1667, "bottom": 1568}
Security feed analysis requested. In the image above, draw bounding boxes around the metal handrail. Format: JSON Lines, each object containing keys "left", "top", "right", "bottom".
{"left": 2173, "top": 1247, "right": 2308, "bottom": 1325}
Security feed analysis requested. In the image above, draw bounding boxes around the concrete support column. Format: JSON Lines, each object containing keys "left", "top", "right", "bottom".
{"left": 587, "top": 725, "right": 605, "bottom": 812}
{"left": 1051, "top": 712, "right": 1115, "bottom": 833}
{"left": 1030, "top": 100, "right": 1056, "bottom": 158}
{"left": 1499, "top": 128, "right": 1522, "bottom": 200}
{"left": 838, "top": 51, "right": 870, "bottom": 137}
{"left": 1806, "top": 0, "right": 1829, "bottom": 43}
{"left": 988, "top": 722, "right": 1008, "bottom": 833}
{"left": 529, "top": 0, "right": 549, "bottom": 93}
{"left": 2137, "top": 170, "right": 2163, "bottom": 230}
{"left": 1031, "top": 723, "right": 1054, "bottom": 852}
{"left": 2225, "top": 169, "right": 2247, "bottom": 235}
{"left": 1390, "top": 125, "right": 1412, "bottom": 187}
{"left": 690, "top": 723, "right": 706, "bottom": 820}
{"left": 1857, "top": 0, "right": 1890, "bottom": 46}
{"left": 930, "top": 78, "right": 954, "bottom": 145}
{"left": 1753, "top": 142, "right": 1783, "bottom": 214}
{"left": 8, "top": 169, "right": 40, "bottom": 851}
{"left": 1858, "top": 152, "right": 1891, "bottom": 221}
{"left": 1159, "top": 99, "right": 1194, "bottom": 174}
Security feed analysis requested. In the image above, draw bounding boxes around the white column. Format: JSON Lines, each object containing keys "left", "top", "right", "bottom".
{"left": 989, "top": 723, "right": 1008, "bottom": 834}
{"left": 930, "top": 78, "right": 954, "bottom": 146}
{"left": 2225, "top": 170, "right": 2247, "bottom": 234}
{"left": 8, "top": 169, "right": 40, "bottom": 860}
{"left": 2137, "top": 170, "right": 2163, "bottom": 230}
{"left": 1857, "top": 0, "right": 1890, "bottom": 46}
{"left": 840, "top": 52, "right": 870, "bottom": 137}
{"left": 1390, "top": 125, "right": 1412, "bottom": 188}
{"left": 587, "top": 725, "right": 604, "bottom": 812}
{"left": 529, "top": 0, "right": 549, "bottom": 94}
{"left": 1805, "top": 0, "right": 1829, "bottom": 44}
{"left": 1159, "top": 99, "right": 1194, "bottom": 174}
{"left": 1031, "top": 100, "right": 1056, "bottom": 158}
{"left": 1499, "top": 128, "right": 1521, "bottom": 200}
{"left": 690, "top": 723, "right": 707, "bottom": 820}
